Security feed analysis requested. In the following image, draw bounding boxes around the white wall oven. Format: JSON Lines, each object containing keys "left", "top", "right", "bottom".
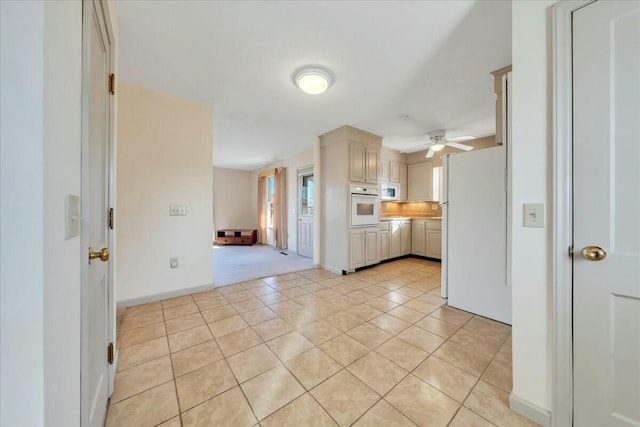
{"left": 381, "top": 182, "right": 400, "bottom": 201}
{"left": 350, "top": 184, "right": 379, "bottom": 227}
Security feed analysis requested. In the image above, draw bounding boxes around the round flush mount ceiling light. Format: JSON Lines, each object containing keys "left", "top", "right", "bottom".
{"left": 293, "top": 66, "right": 333, "bottom": 95}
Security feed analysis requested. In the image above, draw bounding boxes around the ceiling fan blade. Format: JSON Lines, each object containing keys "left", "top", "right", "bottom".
{"left": 446, "top": 136, "right": 476, "bottom": 142}
{"left": 425, "top": 149, "right": 435, "bottom": 158}
{"left": 446, "top": 142, "right": 474, "bottom": 151}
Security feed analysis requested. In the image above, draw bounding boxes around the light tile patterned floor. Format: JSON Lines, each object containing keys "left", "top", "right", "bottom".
{"left": 108, "top": 258, "right": 538, "bottom": 427}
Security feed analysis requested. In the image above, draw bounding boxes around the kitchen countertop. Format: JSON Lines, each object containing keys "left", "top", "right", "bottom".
{"left": 380, "top": 216, "right": 442, "bottom": 221}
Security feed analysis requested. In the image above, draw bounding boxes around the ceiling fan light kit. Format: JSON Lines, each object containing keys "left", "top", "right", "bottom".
{"left": 423, "top": 129, "right": 476, "bottom": 158}
{"left": 293, "top": 66, "right": 333, "bottom": 95}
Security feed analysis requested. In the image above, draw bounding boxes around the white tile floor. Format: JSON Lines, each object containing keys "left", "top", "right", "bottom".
{"left": 110, "top": 258, "right": 538, "bottom": 426}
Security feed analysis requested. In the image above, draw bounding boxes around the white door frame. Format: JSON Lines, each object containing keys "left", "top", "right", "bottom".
{"left": 551, "top": 1, "right": 597, "bottom": 426}
{"left": 80, "top": 0, "right": 117, "bottom": 423}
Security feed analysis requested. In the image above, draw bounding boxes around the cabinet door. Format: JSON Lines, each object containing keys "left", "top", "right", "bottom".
{"left": 380, "top": 159, "right": 390, "bottom": 181}
{"left": 365, "top": 229, "right": 379, "bottom": 265}
{"left": 389, "top": 222, "right": 401, "bottom": 258}
{"left": 365, "top": 149, "right": 379, "bottom": 184}
{"left": 390, "top": 161, "right": 401, "bottom": 183}
{"left": 349, "top": 143, "right": 366, "bottom": 183}
{"left": 411, "top": 220, "right": 426, "bottom": 255}
{"left": 407, "top": 162, "right": 433, "bottom": 201}
{"left": 349, "top": 229, "right": 365, "bottom": 269}
{"left": 379, "top": 230, "right": 389, "bottom": 261}
{"left": 400, "top": 221, "right": 412, "bottom": 255}
{"left": 399, "top": 163, "right": 408, "bottom": 201}
{"left": 426, "top": 230, "right": 442, "bottom": 259}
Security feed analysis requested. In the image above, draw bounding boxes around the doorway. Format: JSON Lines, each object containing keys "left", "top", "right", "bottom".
{"left": 297, "top": 167, "right": 314, "bottom": 258}
{"left": 553, "top": 1, "right": 640, "bottom": 425}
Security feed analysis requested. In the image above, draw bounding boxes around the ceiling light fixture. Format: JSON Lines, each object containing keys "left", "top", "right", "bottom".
{"left": 430, "top": 143, "right": 445, "bottom": 152}
{"left": 293, "top": 66, "right": 333, "bottom": 95}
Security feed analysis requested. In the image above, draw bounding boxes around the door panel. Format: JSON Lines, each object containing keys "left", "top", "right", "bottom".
{"left": 297, "top": 171, "right": 313, "bottom": 258}
{"left": 82, "top": 1, "right": 111, "bottom": 426}
{"left": 573, "top": 1, "right": 640, "bottom": 425}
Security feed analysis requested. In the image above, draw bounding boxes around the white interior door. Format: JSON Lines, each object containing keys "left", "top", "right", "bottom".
{"left": 297, "top": 169, "right": 313, "bottom": 258}
{"left": 573, "top": 1, "right": 640, "bottom": 425}
{"left": 82, "top": 1, "right": 112, "bottom": 426}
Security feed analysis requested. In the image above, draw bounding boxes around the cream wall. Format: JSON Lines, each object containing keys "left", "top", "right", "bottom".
{"left": 251, "top": 148, "right": 314, "bottom": 252}
{"left": 116, "top": 83, "right": 213, "bottom": 303}
{"left": 213, "top": 167, "right": 256, "bottom": 230}
{"left": 511, "top": 0, "right": 556, "bottom": 415}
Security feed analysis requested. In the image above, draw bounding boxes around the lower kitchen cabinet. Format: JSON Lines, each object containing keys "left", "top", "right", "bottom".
{"left": 349, "top": 228, "right": 379, "bottom": 270}
{"left": 426, "top": 230, "right": 442, "bottom": 259}
{"left": 378, "top": 222, "right": 390, "bottom": 261}
{"left": 400, "top": 221, "right": 411, "bottom": 255}
{"left": 411, "top": 218, "right": 442, "bottom": 260}
{"left": 411, "top": 219, "right": 427, "bottom": 256}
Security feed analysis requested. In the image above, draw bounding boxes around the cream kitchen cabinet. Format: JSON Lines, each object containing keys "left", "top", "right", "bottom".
{"left": 387, "top": 219, "right": 411, "bottom": 259}
{"left": 407, "top": 161, "right": 433, "bottom": 201}
{"left": 411, "top": 218, "right": 442, "bottom": 259}
{"left": 381, "top": 160, "right": 402, "bottom": 183}
{"left": 399, "top": 163, "right": 408, "bottom": 201}
{"left": 425, "top": 219, "right": 442, "bottom": 259}
{"left": 400, "top": 220, "right": 411, "bottom": 255}
{"left": 349, "top": 228, "right": 379, "bottom": 270}
{"left": 389, "top": 221, "right": 402, "bottom": 258}
{"left": 411, "top": 219, "right": 427, "bottom": 256}
{"left": 379, "top": 222, "right": 390, "bottom": 261}
{"left": 350, "top": 142, "right": 379, "bottom": 185}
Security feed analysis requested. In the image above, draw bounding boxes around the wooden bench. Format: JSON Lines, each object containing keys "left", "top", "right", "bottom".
{"left": 216, "top": 229, "right": 257, "bottom": 246}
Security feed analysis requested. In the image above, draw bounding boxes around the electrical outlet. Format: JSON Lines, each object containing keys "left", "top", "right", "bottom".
{"left": 170, "top": 257, "right": 179, "bottom": 268}
{"left": 169, "top": 205, "right": 186, "bottom": 216}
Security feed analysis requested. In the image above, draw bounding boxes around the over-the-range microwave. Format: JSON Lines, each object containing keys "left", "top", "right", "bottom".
{"left": 381, "top": 182, "right": 400, "bottom": 201}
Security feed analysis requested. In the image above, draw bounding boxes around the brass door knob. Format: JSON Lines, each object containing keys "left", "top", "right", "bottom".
{"left": 581, "top": 246, "right": 606, "bottom": 261}
{"left": 89, "top": 247, "right": 110, "bottom": 264}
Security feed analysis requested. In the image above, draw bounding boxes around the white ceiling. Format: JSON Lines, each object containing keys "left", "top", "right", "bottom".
{"left": 117, "top": 1, "right": 511, "bottom": 170}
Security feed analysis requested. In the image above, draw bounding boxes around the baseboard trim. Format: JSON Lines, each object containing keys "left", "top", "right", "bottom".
{"left": 509, "top": 393, "right": 551, "bottom": 427}
{"left": 320, "top": 264, "right": 342, "bottom": 275}
{"left": 116, "top": 282, "right": 215, "bottom": 309}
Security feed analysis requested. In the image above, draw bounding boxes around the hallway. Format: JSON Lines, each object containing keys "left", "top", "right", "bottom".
{"left": 108, "top": 258, "right": 533, "bottom": 426}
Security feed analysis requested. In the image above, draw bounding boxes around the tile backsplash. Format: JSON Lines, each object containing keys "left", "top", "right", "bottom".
{"left": 380, "top": 201, "right": 442, "bottom": 217}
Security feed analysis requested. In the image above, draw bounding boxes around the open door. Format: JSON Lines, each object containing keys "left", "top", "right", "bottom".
{"left": 81, "top": 1, "right": 115, "bottom": 425}
{"left": 297, "top": 167, "right": 314, "bottom": 258}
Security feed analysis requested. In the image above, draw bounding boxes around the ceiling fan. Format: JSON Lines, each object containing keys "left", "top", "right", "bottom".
{"left": 417, "top": 130, "right": 476, "bottom": 158}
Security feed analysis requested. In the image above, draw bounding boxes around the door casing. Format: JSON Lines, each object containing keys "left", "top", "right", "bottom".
{"left": 551, "top": 1, "right": 597, "bottom": 426}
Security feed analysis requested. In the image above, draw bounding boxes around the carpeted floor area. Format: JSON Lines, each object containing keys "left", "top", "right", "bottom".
{"left": 213, "top": 244, "right": 315, "bottom": 287}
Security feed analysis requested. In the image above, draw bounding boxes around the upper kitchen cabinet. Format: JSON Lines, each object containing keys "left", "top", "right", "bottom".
{"left": 490, "top": 65, "right": 511, "bottom": 146}
{"left": 407, "top": 161, "right": 433, "bottom": 201}
{"left": 350, "top": 142, "right": 379, "bottom": 184}
{"left": 380, "top": 159, "right": 402, "bottom": 183}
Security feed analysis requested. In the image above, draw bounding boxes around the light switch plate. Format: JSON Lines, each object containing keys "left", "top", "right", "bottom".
{"left": 65, "top": 194, "right": 80, "bottom": 239}
{"left": 523, "top": 203, "right": 544, "bottom": 228}
{"left": 169, "top": 205, "right": 186, "bottom": 216}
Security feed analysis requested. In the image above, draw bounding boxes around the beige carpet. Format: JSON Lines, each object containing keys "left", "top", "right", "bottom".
{"left": 213, "top": 244, "right": 315, "bottom": 287}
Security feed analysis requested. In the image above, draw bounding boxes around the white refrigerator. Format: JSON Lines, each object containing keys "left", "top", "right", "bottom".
{"left": 441, "top": 146, "right": 511, "bottom": 324}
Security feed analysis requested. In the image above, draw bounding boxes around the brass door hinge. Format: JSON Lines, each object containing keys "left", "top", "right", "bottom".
{"left": 108, "top": 208, "right": 114, "bottom": 230}
{"left": 107, "top": 342, "right": 114, "bottom": 365}
{"left": 568, "top": 245, "right": 574, "bottom": 258}
{"left": 109, "top": 73, "right": 115, "bottom": 95}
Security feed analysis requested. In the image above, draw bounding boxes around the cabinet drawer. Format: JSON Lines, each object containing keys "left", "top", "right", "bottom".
{"left": 378, "top": 221, "right": 390, "bottom": 231}
{"left": 425, "top": 219, "right": 442, "bottom": 230}
{"left": 218, "top": 237, "right": 234, "bottom": 244}
{"left": 241, "top": 237, "right": 254, "bottom": 244}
